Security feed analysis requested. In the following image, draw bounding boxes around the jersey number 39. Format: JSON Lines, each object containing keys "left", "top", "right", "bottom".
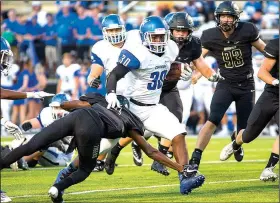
{"left": 147, "top": 70, "right": 167, "bottom": 90}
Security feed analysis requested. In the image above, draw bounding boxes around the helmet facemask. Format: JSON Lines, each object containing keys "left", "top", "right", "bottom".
{"left": 103, "top": 25, "right": 126, "bottom": 45}
{"left": 215, "top": 14, "right": 239, "bottom": 32}
{"left": 143, "top": 29, "right": 170, "bottom": 54}
{"left": 0, "top": 49, "right": 13, "bottom": 76}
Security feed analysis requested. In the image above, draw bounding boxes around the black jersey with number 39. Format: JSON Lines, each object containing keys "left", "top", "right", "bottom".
{"left": 201, "top": 22, "right": 259, "bottom": 82}
{"left": 263, "top": 38, "right": 279, "bottom": 94}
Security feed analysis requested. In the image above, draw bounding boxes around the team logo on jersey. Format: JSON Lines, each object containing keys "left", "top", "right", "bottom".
{"left": 92, "top": 145, "right": 100, "bottom": 159}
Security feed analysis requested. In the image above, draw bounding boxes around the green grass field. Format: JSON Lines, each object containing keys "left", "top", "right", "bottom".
{"left": 1, "top": 136, "right": 279, "bottom": 203}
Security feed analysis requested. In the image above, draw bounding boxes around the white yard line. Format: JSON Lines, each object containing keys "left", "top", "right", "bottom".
{"left": 10, "top": 178, "right": 260, "bottom": 199}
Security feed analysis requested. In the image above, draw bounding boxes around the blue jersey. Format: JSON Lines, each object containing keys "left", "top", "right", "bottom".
{"left": 13, "top": 69, "right": 29, "bottom": 90}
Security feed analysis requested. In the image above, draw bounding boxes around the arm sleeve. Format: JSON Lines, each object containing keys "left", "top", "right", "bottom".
{"left": 106, "top": 63, "right": 131, "bottom": 93}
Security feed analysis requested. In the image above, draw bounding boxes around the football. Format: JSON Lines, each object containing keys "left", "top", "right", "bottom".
{"left": 165, "top": 62, "right": 183, "bottom": 81}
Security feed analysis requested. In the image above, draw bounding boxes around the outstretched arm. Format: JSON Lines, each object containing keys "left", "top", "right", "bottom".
{"left": 60, "top": 100, "right": 91, "bottom": 111}
{"left": 1, "top": 88, "right": 27, "bottom": 100}
{"left": 129, "top": 130, "right": 184, "bottom": 172}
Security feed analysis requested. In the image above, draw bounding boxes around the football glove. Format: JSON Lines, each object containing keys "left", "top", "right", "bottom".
{"left": 26, "top": 91, "right": 55, "bottom": 99}
{"left": 272, "top": 79, "right": 279, "bottom": 87}
{"left": 106, "top": 92, "right": 120, "bottom": 109}
{"left": 180, "top": 64, "right": 193, "bottom": 81}
{"left": 208, "top": 72, "right": 224, "bottom": 82}
{"left": 1, "top": 118, "right": 24, "bottom": 140}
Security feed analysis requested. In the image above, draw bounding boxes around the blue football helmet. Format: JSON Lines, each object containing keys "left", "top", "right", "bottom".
{"left": 49, "top": 93, "right": 71, "bottom": 120}
{"left": 1, "top": 37, "right": 13, "bottom": 76}
{"left": 102, "top": 14, "right": 126, "bottom": 44}
{"left": 140, "top": 16, "right": 169, "bottom": 54}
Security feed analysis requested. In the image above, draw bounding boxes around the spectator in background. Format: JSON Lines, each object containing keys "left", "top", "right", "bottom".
{"left": 243, "top": 1, "right": 263, "bottom": 17}
{"left": 30, "top": 1, "right": 47, "bottom": 27}
{"left": 88, "top": 5, "right": 103, "bottom": 45}
{"left": 26, "top": 60, "right": 41, "bottom": 120}
{"left": 156, "top": 2, "right": 173, "bottom": 17}
{"left": 73, "top": 5, "right": 92, "bottom": 60}
{"left": 43, "top": 13, "right": 58, "bottom": 75}
{"left": 26, "top": 15, "right": 45, "bottom": 64}
{"left": 262, "top": 1, "right": 279, "bottom": 29}
{"left": 134, "top": 15, "right": 144, "bottom": 29}
{"left": 55, "top": 1, "right": 77, "bottom": 20}
{"left": 56, "top": 3, "right": 77, "bottom": 55}
{"left": 121, "top": 13, "right": 134, "bottom": 31}
{"left": 11, "top": 58, "right": 30, "bottom": 125}
{"left": 13, "top": 14, "right": 30, "bottom": 61}
{"left": 56, "top": 53, "right": 80, "bottom": 100}
{"left": 1, "top": 9, "right": 18, "bottom": 59}
{"left": 248, "top": 9, "right": 263, "bottom": 29}
{"left": 265, "top": 1, "right": 279, "bottom": 14}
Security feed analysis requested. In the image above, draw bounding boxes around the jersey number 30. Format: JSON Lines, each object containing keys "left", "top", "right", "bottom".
{"left": 147, "top": 70, "right": 167, "bottom": 90}
{"left": 222, "top": 48, "right": 244, "bottom": 68}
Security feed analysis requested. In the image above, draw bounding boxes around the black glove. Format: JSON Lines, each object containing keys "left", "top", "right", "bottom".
{"left": 89, "top": 77, "right": 101, "bottom": 88}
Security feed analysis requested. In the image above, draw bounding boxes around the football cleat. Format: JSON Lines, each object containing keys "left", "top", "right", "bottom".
{"left": 220, "top": 141, "right": 238, "bottom": 161}
{"left": 180, "top": 174, "right": 205, "bottom": 195}
{"left": 230, "top": 131, "right": 244, "bottom": 162}
{"left": 182, "top": 164, "right": 199, "bottom": 178}
{"left": 48, "top": 186, "right": 64, "bottom": 203}
{"left": 151, "top": 160, "right": 170, "bottom": 176}
{"left": 131, "top": 141, "right": 143, "bottom": 166}
{"left": 92, "top": 160, "right": 105, "bottom": 172}
{"left": 105, "top": 153, "right": 118, "bottom": 175}
{"left": 0, "top": 190, "right": 12, "bottom": 202}
{"left": 17, "top": 157, "right": 29, "bottom": 170}
{"left": 260, "top": 167, "right": 278, "bottom": 182}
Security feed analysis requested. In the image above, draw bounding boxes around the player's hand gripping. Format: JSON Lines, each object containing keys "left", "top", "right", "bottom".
{"left": 1, "top": 118, "right": 24, "bottom": 140}
{"left": 208, "top": 72, "right": 224, "bottom": 82}
{"left": 106, "top": 92, "right": 121, "bottom": 109}
{"left": 180, "top": 63, "right": 193, "bottom": 81}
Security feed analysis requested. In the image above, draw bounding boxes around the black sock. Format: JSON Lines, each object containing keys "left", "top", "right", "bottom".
{"left": 111, "top": 143, "right": 124, "bottom": 157}
{"left": 158, "top": 143, "right": 169, "bottom": 155}
{"left": 27, "top": 159, "right": 38, "bottom": 168}
{"left": 232, "top": 140, "right": 241, "bottom": 150}
{"left": 265, "top": 153, "right": 279, "bottom": 168}
{"left": 190, "top": 148, "right": 203, "bottom": 165}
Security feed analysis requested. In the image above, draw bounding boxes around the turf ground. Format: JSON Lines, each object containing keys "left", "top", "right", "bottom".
{"left": 1, "top": 136, "right": 279, "bottom": 203}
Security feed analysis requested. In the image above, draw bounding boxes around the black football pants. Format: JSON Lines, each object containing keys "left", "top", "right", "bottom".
{"left": 208, "top": 80, "right": 255, "bottom": 133}
{"left": 242, "top": 90, "right": 279, "bottom": 143}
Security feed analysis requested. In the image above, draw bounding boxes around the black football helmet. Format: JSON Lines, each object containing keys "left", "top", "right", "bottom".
{"left": 167, "top": 12, "right": 194, "bottom": 45}
{"left": 214, "top": 1, "right": 242, "bottom": 32}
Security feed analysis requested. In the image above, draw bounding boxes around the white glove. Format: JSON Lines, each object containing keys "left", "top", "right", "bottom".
{"left": 26, "top": 91, "right": 55, "bottom": 99}
{"left": 272, "top": 79, "right": 279, "bottom": 86}
{"left": 180, "top": 63, "right": 193, "bottom": 81}
{"left": 1, "top": 118, "right": 24, "bottom": 140}
{"left": 106, "top": 93, "right": 120, "bottom": 109}
{"left": 208, "top": 72, "right": 224, "bottom": 82}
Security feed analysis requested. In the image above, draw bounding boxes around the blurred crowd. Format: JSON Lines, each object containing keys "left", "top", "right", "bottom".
{"left": 1, "top": 1, "right": 279, "bottom": 136}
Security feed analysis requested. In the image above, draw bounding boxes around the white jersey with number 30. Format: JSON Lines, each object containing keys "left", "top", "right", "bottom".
{"left": 120, "top": 30, "right": 179, "bottom": 104}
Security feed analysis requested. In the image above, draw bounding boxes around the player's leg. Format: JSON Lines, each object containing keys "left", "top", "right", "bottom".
{"left": 49, "top": 115, "right": 102, "bottom": 202}
{"left": 220, "top": 91, "right": 278, "bottom": 161}
{"left": 0, "top": 110, "right": 79, "bottom": 169}
{"left": 151, "top": 89, "right": 183, "bottom": 176}
{"left": 260, "top": 136, "right": 279, "bottom": 181}
{"left": 190, "top": 83, "right": 233, "bottom": 167}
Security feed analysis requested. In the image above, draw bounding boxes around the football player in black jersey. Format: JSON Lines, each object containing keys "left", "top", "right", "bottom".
{"left": 150, "top": 11, "right": 225, "bottom": 176}
{"left": 0, "top": 93, "right": 205, "bottom": 202}
{"left": 189, "top": 1, "right": 266, "bottom": 169}
{"left": 220, "top": 38, "right": 279, "bottom": 181}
